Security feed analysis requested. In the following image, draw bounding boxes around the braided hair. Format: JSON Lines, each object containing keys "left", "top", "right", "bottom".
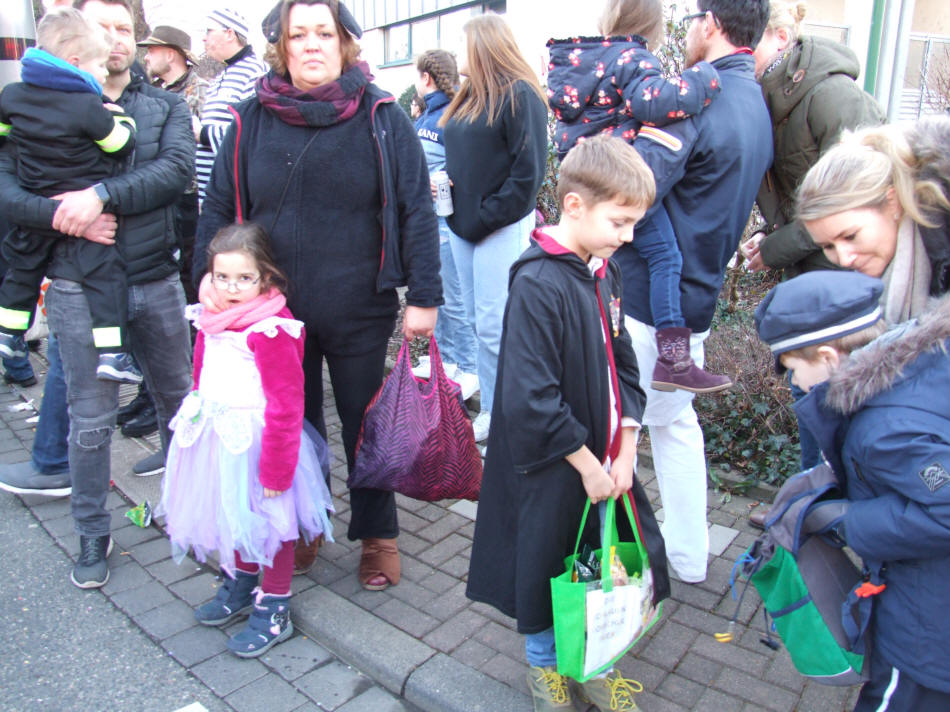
{"left": 416, "top": 49, "right": 458, "bottom": 101}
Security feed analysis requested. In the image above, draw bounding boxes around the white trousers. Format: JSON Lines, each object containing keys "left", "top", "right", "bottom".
{"left": 626, "top": 315, "right": 710, "bottom": 582}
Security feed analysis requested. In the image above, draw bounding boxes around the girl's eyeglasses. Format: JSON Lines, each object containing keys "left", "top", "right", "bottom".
{"left": 212, "top": 275, "right": 261, "bottom": 292}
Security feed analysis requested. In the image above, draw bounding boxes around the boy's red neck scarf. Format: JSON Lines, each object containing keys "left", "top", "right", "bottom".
{"left": 197, "top": 281, "right": 287, "bottom": 334}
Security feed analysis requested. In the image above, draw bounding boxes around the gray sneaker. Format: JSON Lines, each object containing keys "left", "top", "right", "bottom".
{"left": 132, "top": 450, "right": 165, "bottom": 477}
{"left": 0, "top": 461, "right": 71, "bottom": 497}
{"left": 71, "top": 535, "right": 114, "bottom": 589}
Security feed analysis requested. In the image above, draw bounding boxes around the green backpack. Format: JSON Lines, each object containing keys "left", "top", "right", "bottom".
{"left": 730, "top": 463, "right": 879, "bottom": 686}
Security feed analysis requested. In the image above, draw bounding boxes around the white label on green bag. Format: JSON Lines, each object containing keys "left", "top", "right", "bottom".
{"left": 583, "top": 583, "right": 643, "bottom": 676}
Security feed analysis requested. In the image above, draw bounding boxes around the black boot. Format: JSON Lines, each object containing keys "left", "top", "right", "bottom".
{"left": 117, "top": 385, "right": 151, "bottom": 425}
{"left": 121, "top": 402, "right": 158, "bottom": 438}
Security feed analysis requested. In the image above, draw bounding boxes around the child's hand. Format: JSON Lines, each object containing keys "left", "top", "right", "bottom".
{"left": 581, "top": 464, "right": 614, "bottom": 503}
{"left": 263, "top": 487, "right": 284, "bottom": 498}
{"left": 609, "top": 453, "right": 635, "bottom": 500}
{"left": 567, "top": 445, "right": 613, "bottom": 503}
{"left": 608, "top": 426, "right": 639, "bottom": 499}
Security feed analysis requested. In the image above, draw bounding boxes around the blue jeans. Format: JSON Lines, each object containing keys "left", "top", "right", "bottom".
{"left": 634, "top": 207, "right": 684, "bottom": 331}
{"left": 31, "top": 332, "right": 69, "bottom": 475}
{"left": 525, "top": 626, "right": 557, "bottom": 667}
{"left": 47, "top": 273, "right": 192, "bottom": 536}
{"left": 449, "top": 211, "right": 533, "bottom": 414}
{"left": 434, "top": 226, "right": 477, "bottom": 373}
{"left": 790, "top": 379, "right": 821, "bottom": 469}
{"left": 2, "top": 343, "right": 34, "bottom": 382}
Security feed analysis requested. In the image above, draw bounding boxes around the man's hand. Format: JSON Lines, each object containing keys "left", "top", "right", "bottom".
{"left": 51, "top": 187, "right": 105, "bottom": 237}
{"left": 80, "top": 213, "right": 117, "bottom": 245}
{"left": 403, "top": 305, "right": 438, "bottom": 339}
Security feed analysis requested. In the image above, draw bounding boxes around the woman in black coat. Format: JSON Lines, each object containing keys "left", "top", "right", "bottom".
{"left": 195, "top": 0, "right": 441, "bottom": 591}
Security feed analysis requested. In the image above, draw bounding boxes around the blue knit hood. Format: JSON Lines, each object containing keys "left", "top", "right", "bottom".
{"left": 20, "top": 47, "right": 102, "bottom": 96}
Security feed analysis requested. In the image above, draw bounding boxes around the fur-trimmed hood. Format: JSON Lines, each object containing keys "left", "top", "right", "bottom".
{"left": 825, "top": 293, "right": 950, "bottom": 414}
{"left": 908, "top": 115, "right": 950, "bottom": 199}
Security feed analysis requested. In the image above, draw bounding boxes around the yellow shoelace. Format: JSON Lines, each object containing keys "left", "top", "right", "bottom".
{"left": 536, "top": 668, "right": 570, "bottom": 704}
{"left": 604, "top": 671, "right": 644, "bottom": 710}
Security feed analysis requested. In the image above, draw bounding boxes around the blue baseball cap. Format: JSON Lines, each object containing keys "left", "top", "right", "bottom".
{"left": 754, "top": 271, "right": 884, "bottom": 370}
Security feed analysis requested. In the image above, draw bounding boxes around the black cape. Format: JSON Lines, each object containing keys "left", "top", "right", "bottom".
{"left": 466, "top": 232, "right": 669, "bottom": 633}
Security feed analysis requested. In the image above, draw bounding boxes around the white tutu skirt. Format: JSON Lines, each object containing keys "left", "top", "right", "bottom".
{"left": 158, "top": 393, "right": 334, "bottom": 570}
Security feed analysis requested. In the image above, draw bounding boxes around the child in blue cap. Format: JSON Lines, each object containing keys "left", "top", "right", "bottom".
{"left": 755, "top": 270, "right": 950, "bottom": 711}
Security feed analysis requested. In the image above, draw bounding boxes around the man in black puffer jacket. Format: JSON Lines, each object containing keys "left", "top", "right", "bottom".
{"left": 0, "top": 0, "right": 193, "bottom": 589}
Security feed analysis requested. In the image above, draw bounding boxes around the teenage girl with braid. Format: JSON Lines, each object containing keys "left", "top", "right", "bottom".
{"left": 411, "top": 49, "right": 479, "bottom": 401}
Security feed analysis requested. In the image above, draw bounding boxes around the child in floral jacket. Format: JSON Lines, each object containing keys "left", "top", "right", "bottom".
{"left": 547, "top": 0, "right": 729, "bottom": 394}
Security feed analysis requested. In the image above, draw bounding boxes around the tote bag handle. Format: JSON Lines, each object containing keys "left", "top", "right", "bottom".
{"left": 570, "top": 494, "right": 643, "bottom": 593}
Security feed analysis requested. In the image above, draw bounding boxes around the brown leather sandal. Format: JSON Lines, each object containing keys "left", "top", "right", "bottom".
{"left": 359, "top": 537, "right": 400, "bottom": 591}
{"left": 293, "top": 534, "right": 324, "bottom": 575}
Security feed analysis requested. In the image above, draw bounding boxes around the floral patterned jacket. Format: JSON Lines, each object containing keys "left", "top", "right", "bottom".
{"left": 547, "top": 35, "right": 721, "bottom": 158}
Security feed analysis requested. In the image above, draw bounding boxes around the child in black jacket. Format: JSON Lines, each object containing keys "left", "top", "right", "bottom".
{"left": 0, "top": 8, "right": 139, "bottom": 383}
{"left": 468, "top": 134, "right": 668, "bottom": 712}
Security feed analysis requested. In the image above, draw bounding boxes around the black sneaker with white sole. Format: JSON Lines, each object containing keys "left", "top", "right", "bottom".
{"left": 132, "top": 450, "right": 165, "bottom": 477}
{"left": 96, "top": 353, "right": 144, "bottom": 384}
{"left": 71, "top": 535, "right": 113, "bottom": 589}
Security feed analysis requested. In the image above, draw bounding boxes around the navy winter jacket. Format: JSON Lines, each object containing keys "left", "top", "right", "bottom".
{"left": 796, "top": 296, "right": 950, "bottom": 693}
{"left": 614, "top": 52, "right": 772, "bottom": 331}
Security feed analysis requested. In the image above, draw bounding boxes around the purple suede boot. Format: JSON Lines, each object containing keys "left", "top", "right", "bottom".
{"left": 652, "top": 327, "right": 732, "bottom": 394}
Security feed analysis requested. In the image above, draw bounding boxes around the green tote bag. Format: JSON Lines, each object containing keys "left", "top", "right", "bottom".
{"left": 551, "top": 494, "right": 663, "bottom": 681}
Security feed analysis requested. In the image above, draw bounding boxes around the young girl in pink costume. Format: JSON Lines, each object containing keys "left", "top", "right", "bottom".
{"left": 159, "top": 222, "right": 333, "bottom": 659}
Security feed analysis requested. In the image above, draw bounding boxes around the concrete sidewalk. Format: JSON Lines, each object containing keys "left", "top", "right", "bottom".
{"left": 1, "top": 344, "right": 862, "bottom": 711}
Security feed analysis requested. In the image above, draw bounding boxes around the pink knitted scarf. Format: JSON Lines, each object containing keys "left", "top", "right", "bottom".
{"left": 197, "top": 278, "right": 287, "bottom": 334}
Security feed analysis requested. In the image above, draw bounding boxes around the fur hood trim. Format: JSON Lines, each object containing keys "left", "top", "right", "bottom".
{"left": 908, "top": 115, "right": 950, "bottom": 200}
{"left": 825, "top": 293, "right": 950, "bottom": 414}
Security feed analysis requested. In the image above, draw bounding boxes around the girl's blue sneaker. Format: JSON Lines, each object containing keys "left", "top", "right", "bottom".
{"left": 195, "top": 570, "right": 258, "bottom": 626}
{"left": 227, "top": 590, "right": 293, "bottom": 658}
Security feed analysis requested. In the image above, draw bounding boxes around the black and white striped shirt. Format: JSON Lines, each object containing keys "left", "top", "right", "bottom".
{"left": 196, "top": 45, "right": 268, "bottom": 203}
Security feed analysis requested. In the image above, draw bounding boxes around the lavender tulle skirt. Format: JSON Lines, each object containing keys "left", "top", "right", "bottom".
{"left": 158, "top": 394, "right": 334, "bottom": 571}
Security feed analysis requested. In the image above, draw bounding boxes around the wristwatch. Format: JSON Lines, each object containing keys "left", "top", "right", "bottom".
{"left": 91, "top": 182, "right": 110, "bottom": 204}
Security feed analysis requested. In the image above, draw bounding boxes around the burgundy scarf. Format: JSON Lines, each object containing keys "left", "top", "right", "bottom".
{"left": 257, "top": 62, "right": 373, "bottom": 127}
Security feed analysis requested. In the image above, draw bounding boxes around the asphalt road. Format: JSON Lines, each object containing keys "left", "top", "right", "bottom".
{"left": 0, "top": 491, "right": 229, "bottom": 712}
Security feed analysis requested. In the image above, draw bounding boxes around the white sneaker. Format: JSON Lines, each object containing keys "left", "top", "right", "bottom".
{"left": 411, "top": 356, "right": 431, "bottom": 379}
{"left": 453, "top": 371, "right": 480, "bottom": 401}
{"left": 471, "top": 411, "right": 491, "bottom": 442}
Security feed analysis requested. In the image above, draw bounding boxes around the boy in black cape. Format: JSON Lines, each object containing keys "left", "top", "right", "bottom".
{"left": 467, "top": 134, "right": 669, "bottom": 712}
